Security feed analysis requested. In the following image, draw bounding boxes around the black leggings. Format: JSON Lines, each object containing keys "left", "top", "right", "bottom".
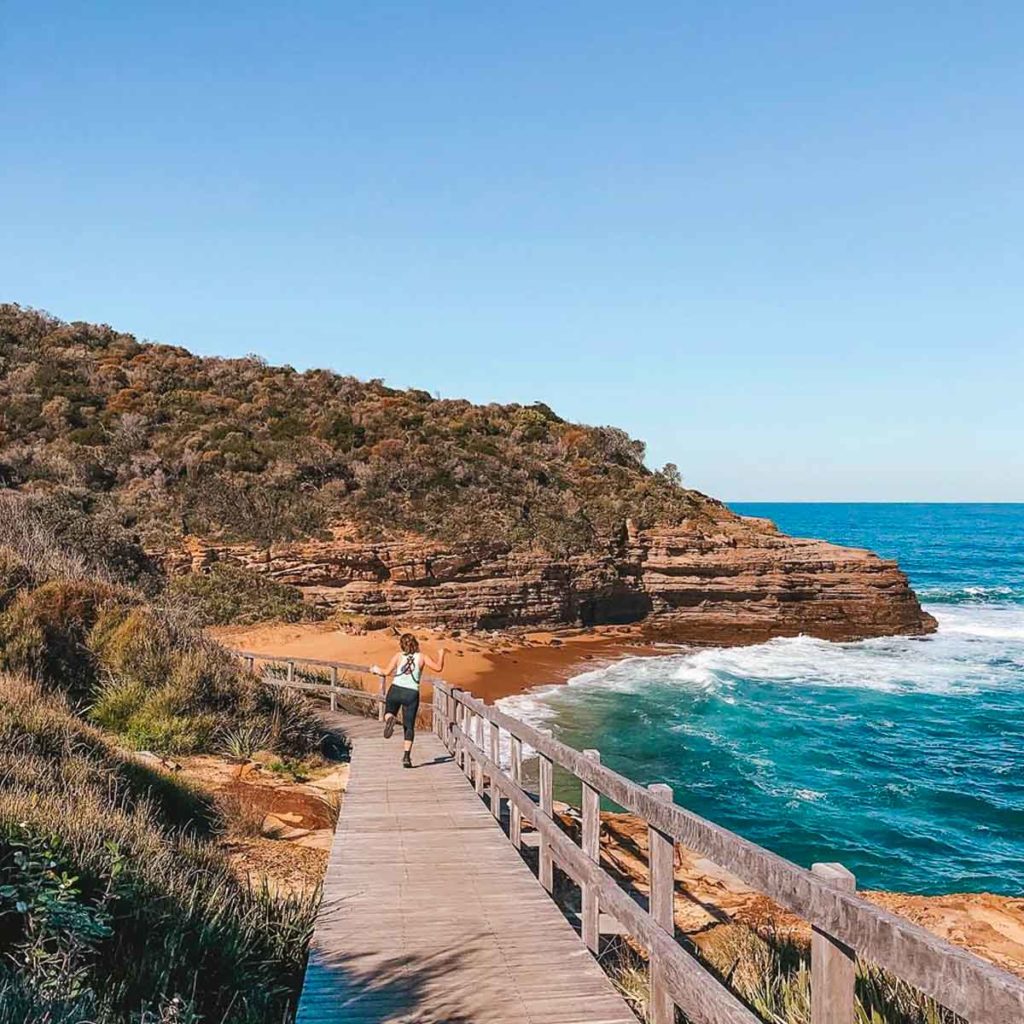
{"left": 384, "top": 684, "right": 420, "bottom": 742}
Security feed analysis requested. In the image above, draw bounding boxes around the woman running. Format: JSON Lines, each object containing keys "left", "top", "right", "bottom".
{"left": 374, "top": 634, "right": 445, "bottom": 767}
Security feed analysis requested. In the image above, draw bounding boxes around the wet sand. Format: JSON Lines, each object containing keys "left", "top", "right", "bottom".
{"left": 211, "top": 620, "right": 667, "bottom": 703}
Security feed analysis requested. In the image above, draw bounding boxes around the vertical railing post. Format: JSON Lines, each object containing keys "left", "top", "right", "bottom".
{"left": 581, "top": 749, "right": 601, "bottom": 953}
{"left": 648, "top": 782, "right": 675, "bottom": 1024}
{"left": 539, "top": 752, "right": 554, "bottom": 893}
{"left": 445, "top": 689, "right": 455, "bottom": 750}
{"left": 489, "top": 718, "right": 501, "bottom": 821}
{"left": 474, "top": 713, "right": 485, "bottom": 796}
{"left": 812, "top": 863, "right": 857, "bottom": 1024}
{"left": 377, "top": 673, "right": 386, "bottom": 721}
{"left": 330, "top": 666, "right": 338, "bottom": 713}
{"left": 458, "top": 704, "right": 468, "bottom": 774}
{"left": 452, "top": 691, "right": 465, "bottom": 772}
{"left": 286, "top": 660, "right": 295, "bottom": 687}
{"left": 510, "top": 735, "right": 523, "bottom": 850}
{"left": 246, "top": 656, "right": 255, "bottom": 675}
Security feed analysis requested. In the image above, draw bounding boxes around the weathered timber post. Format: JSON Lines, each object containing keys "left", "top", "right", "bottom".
{"left": 648, "top": 782, "right": 675, "bottom": 1024}
{"left": 510, "top": 735, "right": 523, "bottom": 850}
{"left": 581, "top": 749, "right": 601, "bottom": 953}
{"left": 812, "top": 862, "right": 857, "bottom": 1024}
{"left": 286, "top": 660, "right": 295, "bottom": 686}
{"left": 489, "top": 719, "right": 502, "bottom": 821}
{"left": 461, "top": 704, "right": 471, "bottom": 772}
{"left": 458, "top": 704, "right": 468, "bottom": 774}
{"left": 246, "top": 656, "right": 255, "bottom": 675}
{"left": 452, "top": 691, "right": 465, "bottom": 771}
{"left": 474, "top": 713, "right": 485, "bottom": 796}
{"left": 377, "top": 673, "right": 386, "bottom": 721}
{"left": 330, "top": 666, "right": 338, "bottom": 713}
{"left": 539, "top": 752, "right": 554, "bottom": 893}
{"left": 464, "top": 706, "right": 475, "bottom": 780}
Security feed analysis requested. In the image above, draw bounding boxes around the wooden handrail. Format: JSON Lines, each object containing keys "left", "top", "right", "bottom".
{"left": 228, "top": 648, "right": 443, "bottom": 725}
{"left": 229, "top": 648, "right": 383, "bottom": 675}
{"left": 434, "top": 681, "right": 1024, "bottom": 1024}
{"left": 452, "top": 718, "right": 761, "bottom": 1024}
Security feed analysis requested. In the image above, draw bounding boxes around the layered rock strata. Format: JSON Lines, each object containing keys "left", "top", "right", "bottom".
{"left": 162, "top": 511, "right": 935, "bottom": 644}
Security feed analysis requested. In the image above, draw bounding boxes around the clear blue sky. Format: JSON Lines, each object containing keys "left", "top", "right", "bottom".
{"left": 3, "top": 2, "right": 1022, "bottom": 500}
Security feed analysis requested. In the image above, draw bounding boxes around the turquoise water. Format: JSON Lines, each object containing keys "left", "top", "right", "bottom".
{"left": 500, "top": 504, "right": 1024, "bottom": 895}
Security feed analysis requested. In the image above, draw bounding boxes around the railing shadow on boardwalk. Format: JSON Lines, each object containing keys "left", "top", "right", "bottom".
{"left": 300, "top": 933, "right": 476, "bottom": 1024}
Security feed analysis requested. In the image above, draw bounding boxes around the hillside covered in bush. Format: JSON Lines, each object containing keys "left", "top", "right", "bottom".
{"left": 0, "top": 304, "right": 708, "bottom": 557}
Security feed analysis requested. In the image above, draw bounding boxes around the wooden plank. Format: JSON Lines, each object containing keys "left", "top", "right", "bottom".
{"left": 812, "top": 862, "right": 856, "bottom": 1024}
{"left": 260, "top": 675, "right": 381, "bottom": 703}
{"left": 449, "top": 688, "right": 1024, "bottom": 1022}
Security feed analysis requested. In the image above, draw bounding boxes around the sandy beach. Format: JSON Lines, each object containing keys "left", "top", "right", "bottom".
{"left": 211, "top": 619, "right": 664, "bottom": 703}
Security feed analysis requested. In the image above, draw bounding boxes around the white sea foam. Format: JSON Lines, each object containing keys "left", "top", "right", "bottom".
{"left": 929, "top": 603, "right": 1024, "bottom": 640}
{"left": 498, "top": 602, "right": 1024, "bottom": 731}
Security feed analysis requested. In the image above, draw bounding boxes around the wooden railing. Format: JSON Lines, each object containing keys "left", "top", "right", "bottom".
{"left": 230, "top": 648, "right": 389, "bottom": 717}
{"left": 430, "top": 681, "right": 1024, "bottom": 1024}
{"left": 229, "top": 649, "right": 441, "bottom": 724}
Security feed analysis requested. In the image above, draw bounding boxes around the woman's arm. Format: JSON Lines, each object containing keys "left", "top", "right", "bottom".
{"left": 371, "top": 653, "right": 401, "bottom": 677}
{"left": 422, "top": 648, "right": 446, "bottom": 673}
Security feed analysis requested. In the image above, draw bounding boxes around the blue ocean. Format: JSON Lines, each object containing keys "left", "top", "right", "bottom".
{"left": 500, "top": 504, "right": 1024, "bottom": 895}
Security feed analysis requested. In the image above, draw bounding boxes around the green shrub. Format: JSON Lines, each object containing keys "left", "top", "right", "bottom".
{"left": 0, "top": 579, "right": 133, "bottom": 699}
{"left": 0, "top": 572, "right": 320, "bottom": 758}
{"left": 168, "top": 563, "right": 324, "bottom": 626}
{"left": 87, "top": 607, "right": 320, "bottom": 756}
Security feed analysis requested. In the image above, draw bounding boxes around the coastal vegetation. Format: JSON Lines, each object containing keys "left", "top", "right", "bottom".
{"left": 0, "top": 303, "right": 707, "bottom": 560}
{"left": 167, "top": 562, "right": 327, "bottom": 627}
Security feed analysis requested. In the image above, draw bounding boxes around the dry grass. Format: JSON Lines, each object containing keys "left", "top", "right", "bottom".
{"left": 594, "top": 923, "right": 963, "bottom": 1024}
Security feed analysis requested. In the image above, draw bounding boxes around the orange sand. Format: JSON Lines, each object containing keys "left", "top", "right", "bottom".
{"left": 211, "top": 620, "right": 664, "bottom": 703}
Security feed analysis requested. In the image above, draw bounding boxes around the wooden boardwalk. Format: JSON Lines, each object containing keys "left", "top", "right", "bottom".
{"left": 296, "top": 713, "right": 637, "bottom": 1024}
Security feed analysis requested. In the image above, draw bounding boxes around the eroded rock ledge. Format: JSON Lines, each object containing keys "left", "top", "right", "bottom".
{"left": 162, "top": 512, "right": 935, "bottom": 644}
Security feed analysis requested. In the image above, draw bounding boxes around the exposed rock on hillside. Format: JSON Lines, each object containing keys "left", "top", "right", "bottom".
{"left": 163, "top": 511, "right": 935, "bottom": 643}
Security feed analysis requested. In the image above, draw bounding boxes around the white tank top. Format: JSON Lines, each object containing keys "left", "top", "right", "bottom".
{"left": 392, "top": 652, "right": 423, "bottom": 691}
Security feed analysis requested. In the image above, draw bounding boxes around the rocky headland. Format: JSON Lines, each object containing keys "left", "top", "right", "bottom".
{"left": 164, "top": 509, "right": 935, "bottom": 645}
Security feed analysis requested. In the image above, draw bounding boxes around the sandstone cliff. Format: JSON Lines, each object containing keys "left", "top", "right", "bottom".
{"left": 162, "top": 508, "right": 935, "bottom": 644}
